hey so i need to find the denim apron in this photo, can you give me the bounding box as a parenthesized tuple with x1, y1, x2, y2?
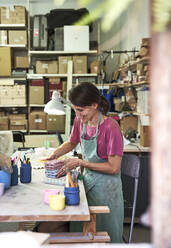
(81, 112, 124, 243)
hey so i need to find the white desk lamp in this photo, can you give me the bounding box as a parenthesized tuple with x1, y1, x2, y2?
(44, 91, 70, 115)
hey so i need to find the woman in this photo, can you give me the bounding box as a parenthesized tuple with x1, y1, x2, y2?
(49, 82, 124, 242)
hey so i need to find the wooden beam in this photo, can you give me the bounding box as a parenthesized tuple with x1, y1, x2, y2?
(151, 2, 171, 246)
(49, 232, 110, 243)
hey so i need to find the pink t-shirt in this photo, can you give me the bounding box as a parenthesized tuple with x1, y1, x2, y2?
(70, 116, 123, 160)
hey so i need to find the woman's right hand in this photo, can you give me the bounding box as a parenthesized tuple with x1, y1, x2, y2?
(46, 153, 58, 160)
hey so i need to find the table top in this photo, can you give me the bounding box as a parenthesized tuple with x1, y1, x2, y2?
(124, 143, 150, 152)
(0, 169, 90, 222)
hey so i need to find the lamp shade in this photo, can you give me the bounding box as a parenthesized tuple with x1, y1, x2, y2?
(44, 91, 65, 115)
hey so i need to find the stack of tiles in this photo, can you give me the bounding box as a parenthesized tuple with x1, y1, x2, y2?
(45, 159, 64, 178)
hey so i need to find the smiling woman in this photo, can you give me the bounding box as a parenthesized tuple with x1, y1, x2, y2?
(44, 82, 124, 243)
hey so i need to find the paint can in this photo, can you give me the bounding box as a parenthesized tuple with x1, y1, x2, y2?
(44, 189, 60, 204)
(20, 162, 32, 183)
(0, 183, 5, 196)
(0, 170, 11, 189)
(64, 186, 80, 205)
(11, 164, 18, 186)
(49, 194, 65, 210)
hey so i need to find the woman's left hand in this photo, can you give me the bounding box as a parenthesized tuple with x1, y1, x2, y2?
(56, 157, 82, 178)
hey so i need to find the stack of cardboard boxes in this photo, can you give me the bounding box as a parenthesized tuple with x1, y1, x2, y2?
(0, 113, 27, 131)
(29, 112, 65, 133)
(0, 83, 26, 105)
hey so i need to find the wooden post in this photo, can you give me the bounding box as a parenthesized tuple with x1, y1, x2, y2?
(151, 4, 171, 247)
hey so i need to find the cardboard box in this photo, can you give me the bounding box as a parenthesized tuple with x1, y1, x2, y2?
(0, 117, 8, 130)
(47, 115, 65, 132)
(9, 114, 26, 120)
(58, 56, 72, 74)
(10, 119, 27, 130)
(0, 6, 26, 24)
(0, 47, 11, 76)
(90, 61, 100, 74)
(64, 25, 89, 51)
(36, 60, 58, 74)
(0, 30, 7, 45)
(120, 116, 138, 133)
(29, 112, 47, 130)
(8, 30, 27, 45)
(29, 86, 44, 105)
(73, 56, 87, 74)
(140, 126, 150, 147)
(14, 56, 29, 68)
(30, 80, 44, 86)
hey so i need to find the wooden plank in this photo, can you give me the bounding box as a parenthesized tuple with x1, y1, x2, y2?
(89, 206, 110, 214)
(0, 170, 90, 222)
(83, 214, 96, 237)
(49, 232, 110, 243)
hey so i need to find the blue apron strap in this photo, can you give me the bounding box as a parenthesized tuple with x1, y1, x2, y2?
(95, 112, 102, 137)
(82, 112, 102, 138)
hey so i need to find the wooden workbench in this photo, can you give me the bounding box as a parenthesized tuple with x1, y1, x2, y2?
(0, 169, 90, 222)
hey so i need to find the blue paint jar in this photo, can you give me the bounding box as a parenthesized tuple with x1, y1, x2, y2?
(11, 164, 18, 186)
(64, 186, 80, 205)
(20, 162, 32, 183)
(0, 170, 11, 189)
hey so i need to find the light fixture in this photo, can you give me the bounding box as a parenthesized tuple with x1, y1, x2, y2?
(44, 91, 70, 115)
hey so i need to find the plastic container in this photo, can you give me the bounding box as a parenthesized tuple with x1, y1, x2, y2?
(11, 164, 18, 186)
(20, 163, 32, 183)
(64, 186, 80, 205)
(0, 170, 11, 189)
(44, 189, 60, 204)
(0, 183, 5, 196)
(49, 194, 65, 210)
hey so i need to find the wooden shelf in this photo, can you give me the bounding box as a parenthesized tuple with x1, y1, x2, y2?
(29, 50, 98, 55)
(27, 73, 97, 79)
(0, 24, 26, 28)
(95, 81, 149, 89)
(27, 74, 67, 79)
(73, 73, 97, 77)
(0, 44, 26, 48)
(0, 105, 27, 107)
(29, 104, 45, 107)
(118, 56, 150, 72)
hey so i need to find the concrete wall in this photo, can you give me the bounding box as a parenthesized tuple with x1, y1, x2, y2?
(100, 0, 150, 81)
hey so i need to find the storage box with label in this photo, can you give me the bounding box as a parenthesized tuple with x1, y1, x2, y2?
(120, 116, 138, 133)
(29, 86, 44, 105)
(36, 60, 58, 74)
(47, 115, 65, 132)
(9, 114, 26, 120)
(58, 56, 72, 74)
(29, 112, 47, 130)
(0, 6, 26, 24)
(64, 25, 89, 51)
(0, 117, 8, 130)
(73, 56, 87, 74)
(140, 126, 150, 147)
(0, 47, 11, 76)
(90, 61, 100, 74)
(0, 30, 7, 45)
(14, 56, 29, 68)
(8, 30, 27, 45)
(10, 119, 27, 130)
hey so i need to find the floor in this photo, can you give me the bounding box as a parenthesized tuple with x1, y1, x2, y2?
(0, 222, 151, 244)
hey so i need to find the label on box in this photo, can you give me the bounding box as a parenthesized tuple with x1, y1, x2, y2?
(34, 29, 39, 37)
(42, 64, 48, 69)
(6, 8, 10, 19)
(35, 119, 42, 123)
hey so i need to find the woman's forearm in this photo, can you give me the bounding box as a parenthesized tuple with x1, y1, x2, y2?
(53, 141, 77, 158)
(81, 155, 122, 175)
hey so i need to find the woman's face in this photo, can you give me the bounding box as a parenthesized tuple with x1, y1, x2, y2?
(72, 103, 98, 123)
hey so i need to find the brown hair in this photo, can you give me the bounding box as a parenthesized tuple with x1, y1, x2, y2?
(69, 82, 109, 115)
